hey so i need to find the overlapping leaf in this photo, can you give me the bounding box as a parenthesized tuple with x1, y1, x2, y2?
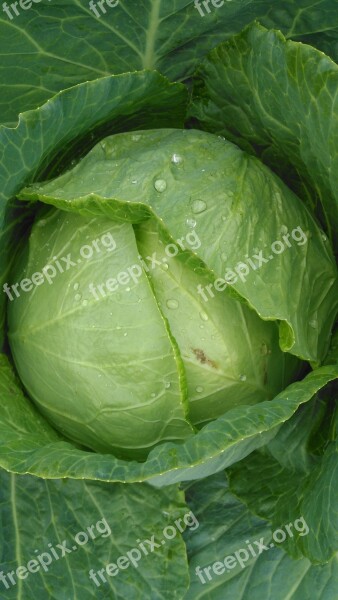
(0, 70, 188, 345)
(1, 0, 338, 125)
(183, 473, 338, 600)
(0, 352, 337, 485)
(228, 393, 338, 563)
(190, 22, 338, 246)
(0, 469, 189, 599)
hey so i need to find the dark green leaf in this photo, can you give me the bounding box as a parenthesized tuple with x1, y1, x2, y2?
(0, 469, 189, 599)
(228, 396, 338, 563)
(1, 1, 338, 125)
(190, 22, 338, 246)
(183, 473, 338, 600)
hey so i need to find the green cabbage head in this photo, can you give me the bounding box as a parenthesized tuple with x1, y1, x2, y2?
(7, 129, 337, 458)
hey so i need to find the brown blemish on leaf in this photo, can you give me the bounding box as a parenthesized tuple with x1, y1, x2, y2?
(192, 348, 218, 369)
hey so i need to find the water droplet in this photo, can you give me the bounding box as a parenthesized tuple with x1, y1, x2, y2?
(164, 381, 171, 389)
(166, 299, 179, 310)
(161, 263, 169, 271)
(171, 153, 183, 165)
(37, 219, 47, 227)
(196, 386, 204, 393)
(199, 324, 204, 329)
(116, 326, 122, 330)
(73, 283, 80, 291)
(74, 293, 82, 302)
(82, 299, 88, 307)
(222, 215, 227, 221)
(123, 332, 128, 337)
(154, 179, 167, 192)
(131, 179, 138, 184)
(218, 135, 226, 141)
(200, 311, 208, 321)
(192, 199, 207, 214)
(126, 287, 131, 292)
(280, 225, 288, 235)
(239, 374, 247, 381)
(186, 218, 196, 228)
(131, 134, 141, 141)
(309, 319, 318, 328)
(320, 232, 328, 242)
(151, 393, 156, 398)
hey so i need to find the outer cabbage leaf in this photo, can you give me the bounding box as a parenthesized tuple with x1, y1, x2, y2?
(0, 352, 337, 485)
(228, 393, 338, 564)
(183, 473, 338, 600)
(1, 0, 338, 126)
(190, 22, 338, 246)
(0, 469, 190, 599)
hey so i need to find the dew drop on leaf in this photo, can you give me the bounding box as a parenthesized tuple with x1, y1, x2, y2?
(154, 179, 167, 192)
(171, 153, 183, 165)
(166, 299, 179, 309)
(192, 199, 207, 214)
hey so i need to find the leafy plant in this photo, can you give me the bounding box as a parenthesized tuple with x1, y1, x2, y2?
(0, 2, 337, 598)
